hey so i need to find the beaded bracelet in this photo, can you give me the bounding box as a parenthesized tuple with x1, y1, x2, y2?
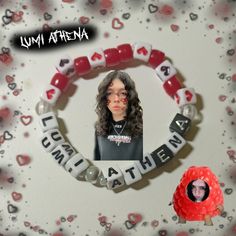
(36, 42, 202, 190)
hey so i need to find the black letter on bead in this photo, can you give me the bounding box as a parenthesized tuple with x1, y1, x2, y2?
(139, 155, 154, 170)
(168, 134, 183, 148)
(51, 130, 63, 142)
(169, 113, 191, 136)
(51, 149, 65, 164)
(151, 145, 174, 167)
(112, 179, 122, 188)
(62, 143, 74, 156)
(41, 137, 51, 148)
(108, 167, 119, 177)
(42, 116, 53, 127)
(125, 167, 135, 179)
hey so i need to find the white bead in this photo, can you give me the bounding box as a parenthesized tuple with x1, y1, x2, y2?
(35, 100, 52, 115)
(155, 60, 177, 82)
(87, 48, 106, 69)
(40, 84, 61, 106)
(120, 163, 142, 186)
(136, 153, 156, 174)
(102, 165, 125, 190)
(181, 104, 202, 123)
(40, 129, 65, 152)
(56, 55, 76, 78)
(174, 88, 197, 107)
(39, 111, 58, 132)
(133, 42, 152, 62)
(165, 132, 186, 155)
(64, 153, 89, 178)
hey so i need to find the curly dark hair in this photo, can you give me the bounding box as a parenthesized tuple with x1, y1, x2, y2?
(95, 70, 143, 138)
(187, 180, 210, 202)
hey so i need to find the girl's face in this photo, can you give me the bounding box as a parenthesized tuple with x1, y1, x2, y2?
(191, 179, 206, 202)
(106, 78, 128, 120)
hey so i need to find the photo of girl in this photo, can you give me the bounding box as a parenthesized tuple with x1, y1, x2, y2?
(94, 70, 143, 161)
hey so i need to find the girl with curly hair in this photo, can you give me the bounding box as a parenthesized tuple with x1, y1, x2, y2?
(94, 70, 143, 161)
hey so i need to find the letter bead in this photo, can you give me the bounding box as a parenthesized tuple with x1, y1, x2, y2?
(120, 163, 142, 185)
(40, 129, 65, 152)
(39, 111, 58, 132)
(169, 113, 191, 136)
(151, 145, 174, 167)
(64, 153, 89, 178)
(136, 153, 156, 174)
(166, 132, 186, 155)
(155, 60, 177, 82)
(102, 165, 125, 190)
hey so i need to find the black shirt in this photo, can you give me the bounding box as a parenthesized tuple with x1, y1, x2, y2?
(94, 119, 143, 161)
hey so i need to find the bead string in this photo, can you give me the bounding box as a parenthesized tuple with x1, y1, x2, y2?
(36, 42, 202, 190)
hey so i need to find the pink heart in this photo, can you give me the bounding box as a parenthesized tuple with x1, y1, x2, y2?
(20, 115, 33, 126)
(12, 191, 23, 201)
(5, 75, 14, 83)
(112, 18, 124, 30)
(16, 154, 31, 166)
(79, 16, 90, 25)
(170, 24, 179, 32)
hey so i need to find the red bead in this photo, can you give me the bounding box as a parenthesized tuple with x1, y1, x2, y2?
(74, 56, 91, 75)
(50, 73, 70, 91)
(163, 76, 182, 97)
(104, 48, 120, 67)
(117, 44, 133, 62)
(148, 49, 165, 68)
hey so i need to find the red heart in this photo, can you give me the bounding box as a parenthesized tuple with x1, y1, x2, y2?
(91, 52, 102, 61)
(16, 154, 31, 166)
(137, 47, 148, 55)
(12, 191, 22, 201)
(101, 0, 112, 9)
(175, 94, 180, 104)
(79, 16, 90, 25)
(185, 90, 193, 101)
(170, 24, 179, 32)
(112, 18, 124, 30)
(67, 215, 76, 222)
(98, 216, 107, 223)
(0, 53, 13, 65)
(219, 95, 227, 102)
(46, 89, 55, 99)
(128, 213, 142, 224)
(5, 75, 14, 83)
(20, 115, 33, 126)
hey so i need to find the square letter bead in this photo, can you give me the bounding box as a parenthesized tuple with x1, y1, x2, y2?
(136, 153, 156, 174)
(64, 153, 89, 178)
(102, 165, 125, 190)
(155, 60, 177, 82)
(40, 129, 65, 152)
(41, 84, 61, 106)
(39, 111, 58, 132)
(166, 132, 186, 155)
(174, 88, 197, 107)
(50, 142, 75, 166)
(120, 163, 142, 185)
(56, 56, 76, 78)
(169, 113, 191, 136)
(87, 48, 106, 68)
(151, 145, 174, 167)
(133, 42, 152, 62)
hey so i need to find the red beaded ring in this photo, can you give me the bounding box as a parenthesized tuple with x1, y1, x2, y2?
(36, 42, 202, 190)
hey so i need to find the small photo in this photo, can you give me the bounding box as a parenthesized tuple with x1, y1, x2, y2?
(94, 70, 143, 161)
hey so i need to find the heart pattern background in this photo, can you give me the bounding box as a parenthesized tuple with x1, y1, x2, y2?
(0, 1, 236, 236)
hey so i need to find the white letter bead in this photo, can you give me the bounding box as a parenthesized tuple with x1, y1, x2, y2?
(40, 129, 65, 152)
(133, 42, 152, 62)
(39, 111, 58, 132)
(136, 153, 156, 174)
(155, 60, 177, 82)
(64, 153, 89, 178)
(50, 142, 76, 166)
(102, 165, 125, 190)
(87, 48, 106, 69)
(174, 88, 197, 107)
(56, 56, 76, 77)
(166, 132, 186, 155)
(120, 163, 142, 185)
(41, 84, 61, 106)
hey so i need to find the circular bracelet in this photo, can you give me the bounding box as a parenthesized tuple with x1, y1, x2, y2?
(36, 42, 202, 190)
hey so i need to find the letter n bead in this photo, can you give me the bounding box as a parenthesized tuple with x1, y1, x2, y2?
(40, 129, 65, 152)
(102, 165, 125, 190)
(174, 88, 197, 107)
(166, 132, 186, 155)
(136, 153, 156, 174)
(39, 111, 58, 132)
(51, 142, 76, 166)
(169, 113, 191, 136)
(120, 163, 142, 185)
(64, 153, 89, 178)
(155, 60, 177, 82)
